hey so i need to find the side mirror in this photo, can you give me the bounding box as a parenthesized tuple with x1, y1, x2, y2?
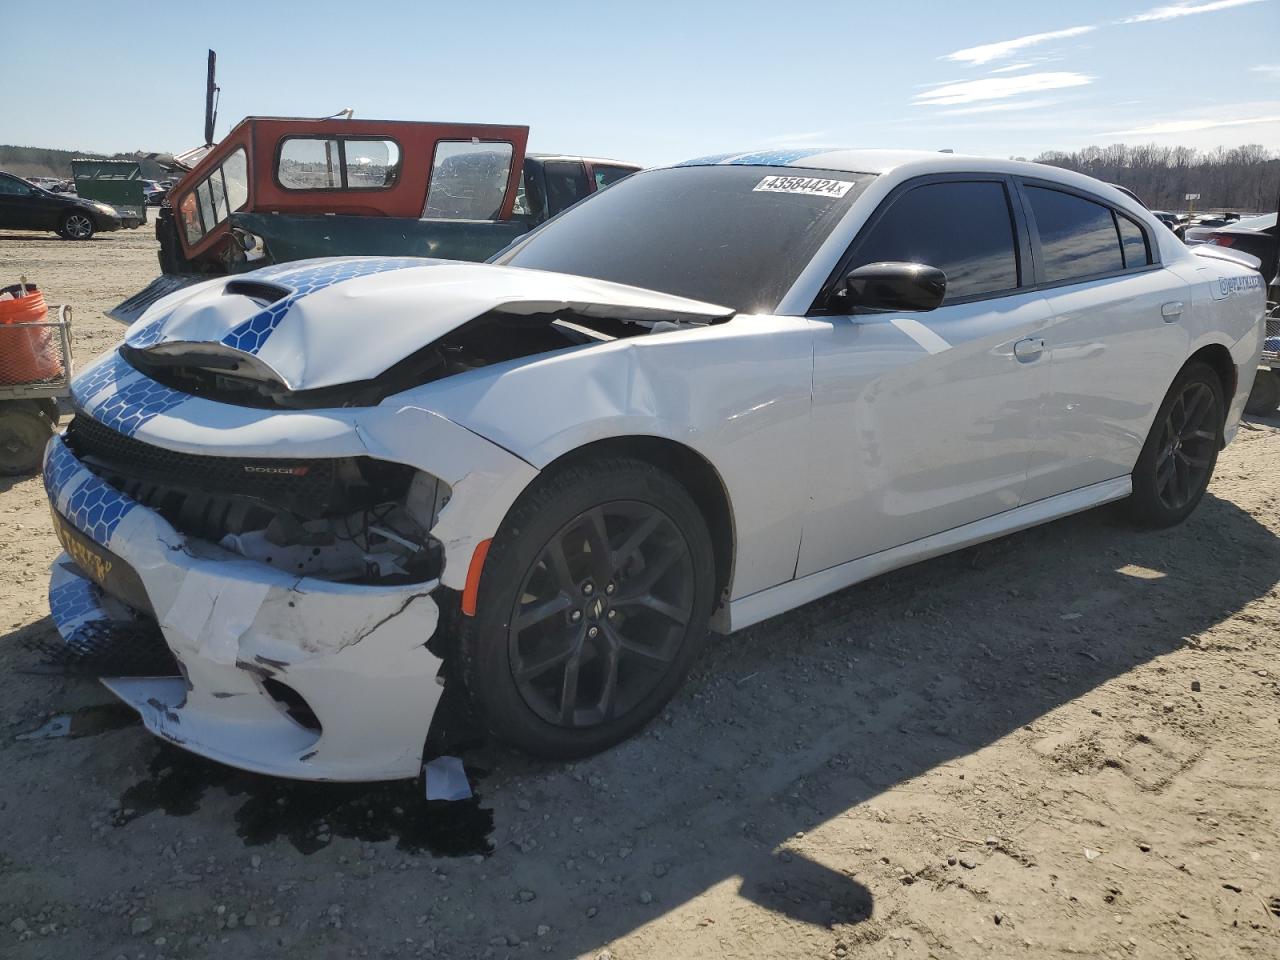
(841, 262, 946, 313)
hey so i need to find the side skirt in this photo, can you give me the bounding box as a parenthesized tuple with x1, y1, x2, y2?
(721, 476, 1132, 633)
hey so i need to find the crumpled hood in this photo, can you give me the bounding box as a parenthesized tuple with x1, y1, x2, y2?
(124, 257, 734, 391)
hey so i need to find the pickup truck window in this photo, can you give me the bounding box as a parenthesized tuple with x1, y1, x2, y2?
(593, 164, 635, 190)
(277, 137, 401, 190)
(179, 147, 251, 245)
(424, 141, 514, 220)
(544, 161, 590, 215)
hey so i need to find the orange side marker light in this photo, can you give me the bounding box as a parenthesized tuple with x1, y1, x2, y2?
(461, 538, 492, 616)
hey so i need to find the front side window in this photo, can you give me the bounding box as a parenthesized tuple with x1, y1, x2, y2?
(499, 165, 876, 313)
(223, 148, 249, 211)
(424, 141, 514, 219)
(277, 137, 400, 190)
(0, 175, 34, 196)
(1026, 186, 1125, 283)
(844, 180, 1020, 302)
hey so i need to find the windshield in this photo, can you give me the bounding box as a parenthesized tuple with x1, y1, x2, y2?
(497, 165, 876, 313)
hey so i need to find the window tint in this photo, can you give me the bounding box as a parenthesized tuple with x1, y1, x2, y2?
(592, 164, 636, 190)
(499, 165, 876, 314)
(424, 141, 514, 219)
(1026, 186, 1125, 282)
(847, 181, 1019, 302)
(544, 161, 591, 216)
(1116, 214, 1150, 268)
(0, 175, 33, 196)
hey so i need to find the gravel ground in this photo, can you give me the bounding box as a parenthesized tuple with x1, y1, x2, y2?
(1, 227, 1278, 960)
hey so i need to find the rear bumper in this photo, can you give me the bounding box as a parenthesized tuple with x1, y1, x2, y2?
(43, 434, 444, 781)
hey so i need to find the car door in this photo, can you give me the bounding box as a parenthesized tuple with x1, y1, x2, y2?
(1016, 180, 1191, 502)
(798, 175, 1053, 578)
(0, 174, 47, 229)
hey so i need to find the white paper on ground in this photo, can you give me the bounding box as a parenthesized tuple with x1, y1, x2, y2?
(424, 755, 472, 801)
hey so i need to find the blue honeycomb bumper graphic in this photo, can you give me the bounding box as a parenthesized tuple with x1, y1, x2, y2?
(44, 434, 137, 545)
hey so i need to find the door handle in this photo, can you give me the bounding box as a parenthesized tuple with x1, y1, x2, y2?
(1013, 337, 1045, 362)
(1161, 300, 1184, 321)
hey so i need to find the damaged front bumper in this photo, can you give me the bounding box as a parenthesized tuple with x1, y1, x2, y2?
(46, 432, 443, 782)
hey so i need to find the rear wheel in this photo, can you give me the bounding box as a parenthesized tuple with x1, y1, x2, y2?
(1126, 361, 1223, 528)
(1244, 369, 1280, 416)
(458, 457, 715, 759)
(0, 402, 55, 476)
(58, 213, 95, 241)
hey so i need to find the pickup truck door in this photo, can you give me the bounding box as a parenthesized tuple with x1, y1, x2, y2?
(799, 176, 1050, 577)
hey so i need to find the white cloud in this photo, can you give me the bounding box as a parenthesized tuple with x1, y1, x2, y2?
(914, 72, 1094, 107)
(1102, 114, 1280, 134)
(1253, 64, 1280, 79)
(937, 99, 1062, 117)
(943, 27, 1095, 66)
(1120, 0, 1268, 24)
(989, 61, 1040, 74)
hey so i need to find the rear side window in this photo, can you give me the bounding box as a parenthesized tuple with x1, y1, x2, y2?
(177, 147, 251, 246)
(1116, 214, 1151, 268)
(846, 180, 1020, 302)
(1026, 186, 1125, 282)
(277, 137, 401, 190)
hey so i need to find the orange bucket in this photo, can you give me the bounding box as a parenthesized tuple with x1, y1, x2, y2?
(0, 284, 64, 385)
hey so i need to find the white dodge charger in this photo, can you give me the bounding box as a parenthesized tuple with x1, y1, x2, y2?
(43, 149, 1265, 780)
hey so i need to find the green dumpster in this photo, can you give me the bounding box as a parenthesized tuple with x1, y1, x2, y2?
(70, 159, 146, 228)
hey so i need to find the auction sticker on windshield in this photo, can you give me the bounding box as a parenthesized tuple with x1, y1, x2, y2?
(753, 175, 853, 198)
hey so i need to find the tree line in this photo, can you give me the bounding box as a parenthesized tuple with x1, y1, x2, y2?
(1030, 143, 1280, 214)
(0, 144, 170, 181)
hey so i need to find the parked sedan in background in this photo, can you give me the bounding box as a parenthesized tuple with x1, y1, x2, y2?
(0, 171, 122, 239)
(1198, 212, 1278, 269)
(43, 149, 1264, 780)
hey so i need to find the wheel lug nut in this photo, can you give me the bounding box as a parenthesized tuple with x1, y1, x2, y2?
(607, 610, 616, 620)
(588, 626, 599, 638)
(570, 610, 582, 623)
(605, 583, 615, 595)
(582, 582, 594, 596)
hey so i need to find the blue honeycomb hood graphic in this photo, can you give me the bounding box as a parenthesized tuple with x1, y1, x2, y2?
(126, 257, 430, 356)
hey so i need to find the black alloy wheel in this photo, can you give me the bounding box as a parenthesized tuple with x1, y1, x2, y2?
(508, 501, 696, 729)
(1153, 381, 1219, 511)
(458, 457, 715, 759)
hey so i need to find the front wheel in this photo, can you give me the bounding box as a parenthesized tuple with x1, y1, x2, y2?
(1126, 361, 1224, 528)
(58, 213, 95, 241)
(458, 457, 716, 759)
(0, 402, 55, 476)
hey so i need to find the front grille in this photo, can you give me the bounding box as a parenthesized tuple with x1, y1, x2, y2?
(1265, 315, 1279, 363)
(66, 414, 339, 512)
(63, 414, 412, 543)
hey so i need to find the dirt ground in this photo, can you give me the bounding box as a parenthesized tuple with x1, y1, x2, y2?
(1, 227, 1278, 960)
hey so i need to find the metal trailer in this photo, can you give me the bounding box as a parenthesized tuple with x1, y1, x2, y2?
(0, 305, 73, 475)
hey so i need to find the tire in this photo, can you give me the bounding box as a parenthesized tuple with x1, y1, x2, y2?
(1126, 361, 1224, 528)
(0, 402, 55, 476)
(58, 212, 95, 241)
(458, 457, 716, 759)
(1244, 369, 1280, 416)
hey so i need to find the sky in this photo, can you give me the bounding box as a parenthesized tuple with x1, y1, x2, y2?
(1, 0, 1277, 165)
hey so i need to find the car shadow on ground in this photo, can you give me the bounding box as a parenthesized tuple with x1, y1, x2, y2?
(2, 489, 1277, 955)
